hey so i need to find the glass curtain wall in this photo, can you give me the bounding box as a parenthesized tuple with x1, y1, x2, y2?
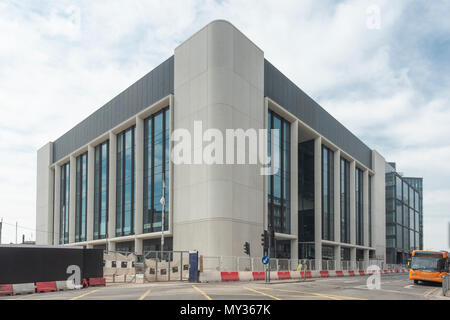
(94, 141, 109, 240)
(268, 110, 291, 235)
(144, 107, 170, 233)
(322, 146, 334, 241)
(355, 168, 364, 246)
(116, 126, 135, 237)
(60, 163, 70, 244)
(368, 175, 372, 247)
(298, 140, 315, 259)
(340, 158, 350, 243)
(75, 152, 87, 242)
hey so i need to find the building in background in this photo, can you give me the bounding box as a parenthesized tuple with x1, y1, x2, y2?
(403, 176, 423, 250)
(385, 163, 423, 264)
(36, 20, 387, 268)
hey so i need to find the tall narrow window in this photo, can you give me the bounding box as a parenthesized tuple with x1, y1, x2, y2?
(116, 126, 135, 237)
(368, 174, 372, 247)
(144, 107, 170, 233)
(268, 110, 291, 237)
(75, 153, 87, 242)
(94, 141, 109, 240)
(355, 168, 364, 246)
(298, 140, 315, 259)
(60, 163, 70, 244)
(340, 158, 350, 243)
(321, 146, 334, 241)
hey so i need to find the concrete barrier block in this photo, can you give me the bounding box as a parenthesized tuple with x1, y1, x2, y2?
(290, 271, 301, 279)
(136, 274, 145, 284)
(269, 271, 279, 280)
(12, 283, 35, 295)
(199, 271, 221, 282)
(56, 280, 78, 291)
(56, 281, 68, 291)
(238, 272, 253, 281)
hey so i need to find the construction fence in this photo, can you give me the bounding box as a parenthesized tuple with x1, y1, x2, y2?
(201, 256, 399, 272)
(103, 250, 190, 283)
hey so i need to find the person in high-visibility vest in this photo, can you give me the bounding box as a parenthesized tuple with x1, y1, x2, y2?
(297, 263, 303, 271)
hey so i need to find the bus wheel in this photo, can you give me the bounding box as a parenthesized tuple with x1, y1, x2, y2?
(414, 280, 419, 284)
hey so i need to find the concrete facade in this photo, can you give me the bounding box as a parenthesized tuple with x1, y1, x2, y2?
(36, 20, 387, 264)
(172, 21, 265, 257)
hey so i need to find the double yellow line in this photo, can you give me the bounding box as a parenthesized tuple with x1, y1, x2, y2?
(253, 287, 367, 300)
(192, 285, 212, 300)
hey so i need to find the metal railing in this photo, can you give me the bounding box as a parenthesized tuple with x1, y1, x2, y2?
(201, 256, 403, 272)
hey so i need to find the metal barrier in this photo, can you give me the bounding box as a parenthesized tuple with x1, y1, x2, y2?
(103, 250, 190, 283)
(144, 251, 190, 282)
(200, 256, 406, 273)
(443, 274, 449, 297)
(105, 252, 408, 281)
(103, 251, 137, 283)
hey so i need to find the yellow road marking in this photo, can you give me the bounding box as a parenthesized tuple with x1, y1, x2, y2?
(192, 285, 212, 300)
(243, 287, 282, 300)
(70, 289, 100, 300)
(138, 289, 151, 300)
(257, 287, 367, 300)
(424, 288, 439, 298)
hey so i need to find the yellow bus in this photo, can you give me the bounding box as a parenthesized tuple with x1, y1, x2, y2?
(409, 250, 449, 284)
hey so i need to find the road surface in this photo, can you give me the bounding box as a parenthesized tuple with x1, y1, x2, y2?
(2, 273, 448, 300)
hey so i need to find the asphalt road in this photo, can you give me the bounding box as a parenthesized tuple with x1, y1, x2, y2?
(1, 274, 448, 300)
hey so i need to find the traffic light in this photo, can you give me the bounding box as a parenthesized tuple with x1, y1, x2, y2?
(243, 241, 250, 256)
(261, 231, 269, 250)
(270, 228, 275, 248)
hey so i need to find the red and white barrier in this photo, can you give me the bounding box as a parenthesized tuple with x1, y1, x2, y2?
(320, 271, 330, 278)
(0, 284, 13, 296)
(336, 270, 345, 277)
(277, 271, 291, 280)
(35, 281, 57, 293)
(13, 283, 35, 295)
(198, 268, 408, 283)
(88, 278, 106, 287)
(221, 272, 239, 282)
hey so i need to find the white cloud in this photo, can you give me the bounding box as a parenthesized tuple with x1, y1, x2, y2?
(0, 0, 448, 250)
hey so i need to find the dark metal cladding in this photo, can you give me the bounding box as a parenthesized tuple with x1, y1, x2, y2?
(0, 245, 103, 284)
(264, 59, 372, 169)
(52, 56, 174, 163)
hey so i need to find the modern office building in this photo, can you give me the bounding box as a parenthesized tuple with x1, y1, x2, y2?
(36, 20, 387, 267)
(385, 163, 423, 264)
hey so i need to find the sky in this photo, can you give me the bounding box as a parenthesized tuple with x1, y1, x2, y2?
(0, 0, 449, 251)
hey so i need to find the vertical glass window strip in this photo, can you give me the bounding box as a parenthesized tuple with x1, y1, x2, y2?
(94, 141, 109, 240)
(60, 163, 70, 244)
(369, 175, 372, 247)
(403, 181, 408, 205)
(268, 110, 291, 236)
(144, 107, 170, 233)
(355, 168, 364, 246)
(340, 158, 350, 243)
(298, 140, 315, 258)
(75, 153, 88, 242)
(321, 146, 334, 241)
(116, 126, 135, 237)
(395, 176, 402, 201)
